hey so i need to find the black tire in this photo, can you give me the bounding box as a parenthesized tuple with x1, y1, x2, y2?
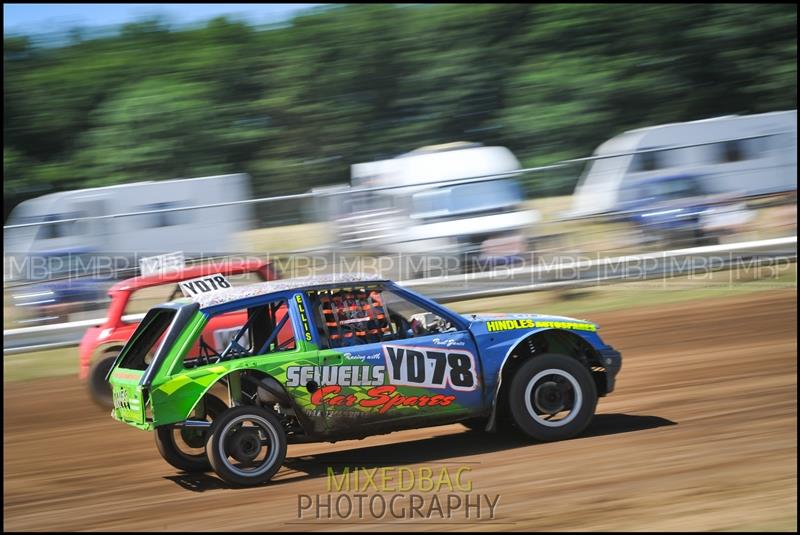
(206, 405, 287, 487)
(508, 354, 597, 442)
(461, 417, 489, 432)
(88, 353, 118, 408)
(154, 394, 228, 473)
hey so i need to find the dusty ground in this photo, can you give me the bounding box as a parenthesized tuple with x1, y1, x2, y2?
(3, 290, 797, 531)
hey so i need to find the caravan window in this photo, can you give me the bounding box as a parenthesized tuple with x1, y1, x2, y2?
(659, 147, 694, 167)
(410, 179, 523, 219)
(716, 137, 765, 163)
(720, 140, 744, 162)
(630, 151, 659, 172)
(631, 149, 690, 173)
(742, 137, 766, 159)
(35, 212, 83, 241)
(141, 202, 189, 228)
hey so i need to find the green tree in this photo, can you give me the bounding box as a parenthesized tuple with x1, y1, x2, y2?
(2, 4, 796, 211)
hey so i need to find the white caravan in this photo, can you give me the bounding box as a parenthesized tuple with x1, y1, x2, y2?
(4, 173, 253, 259)
(324, 142, 539, 263)
(571, 110, 797, 216)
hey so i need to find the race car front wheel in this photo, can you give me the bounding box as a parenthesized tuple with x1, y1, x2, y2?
(206, 406, 287, 487)
(508, 354, 597, 442)
(154, 394, 228, 473)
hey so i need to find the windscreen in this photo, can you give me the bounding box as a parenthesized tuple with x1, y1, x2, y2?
(411, 179, 523, 219)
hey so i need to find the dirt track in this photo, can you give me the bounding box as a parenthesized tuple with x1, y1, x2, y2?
(4, 290, 797, 531)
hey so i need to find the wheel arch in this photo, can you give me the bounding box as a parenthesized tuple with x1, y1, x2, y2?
(190, 368, 289, 409)
(190, 368, 313, 437)
(487, 329, 607, 432)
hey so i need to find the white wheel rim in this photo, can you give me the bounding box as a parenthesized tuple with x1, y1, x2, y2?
(524, 368, 583, 428)
(218, 414, 280, 478)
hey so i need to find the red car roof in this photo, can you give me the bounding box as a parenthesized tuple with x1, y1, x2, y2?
(110, 259, 272, 292)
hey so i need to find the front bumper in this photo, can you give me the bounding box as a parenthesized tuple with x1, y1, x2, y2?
(598, 346, 622, 394)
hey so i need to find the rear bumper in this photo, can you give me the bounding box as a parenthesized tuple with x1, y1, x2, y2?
(111, 411, 153, 431)
(598, 346, 622, 394)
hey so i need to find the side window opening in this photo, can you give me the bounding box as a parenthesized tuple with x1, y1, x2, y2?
(183, 299, 296, 369)
(119, 308, 177, 371)
(248, 300, 296, 355)
(307, 287, 395, 349)
(306, 286, 458, 349)
(380, 289, 458, 339)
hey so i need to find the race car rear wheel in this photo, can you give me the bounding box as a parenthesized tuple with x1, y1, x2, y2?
(508, 354, 597, 442)
(155, 394, 228, 473)
(206, 406, 287, 487)
(88, 352, 118, 409)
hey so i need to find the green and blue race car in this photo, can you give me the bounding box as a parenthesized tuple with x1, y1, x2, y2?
(108, 273, 622, 486)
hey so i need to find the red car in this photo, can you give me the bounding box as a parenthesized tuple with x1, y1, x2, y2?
(79, 259, 278, 407)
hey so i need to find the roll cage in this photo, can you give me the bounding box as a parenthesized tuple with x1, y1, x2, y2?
(109, 280, 470, 390)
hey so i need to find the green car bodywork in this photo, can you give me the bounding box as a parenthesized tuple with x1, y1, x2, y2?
(109, 295, 322, 432)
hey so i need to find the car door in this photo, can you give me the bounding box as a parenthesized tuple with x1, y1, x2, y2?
(175, 295, 328, 435)
(305, 286, 483, 434)
(249, 294, 328, 435)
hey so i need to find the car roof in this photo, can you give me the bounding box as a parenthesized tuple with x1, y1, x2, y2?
(110, 258, 271, 292)
(194, 273, 388, 310)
